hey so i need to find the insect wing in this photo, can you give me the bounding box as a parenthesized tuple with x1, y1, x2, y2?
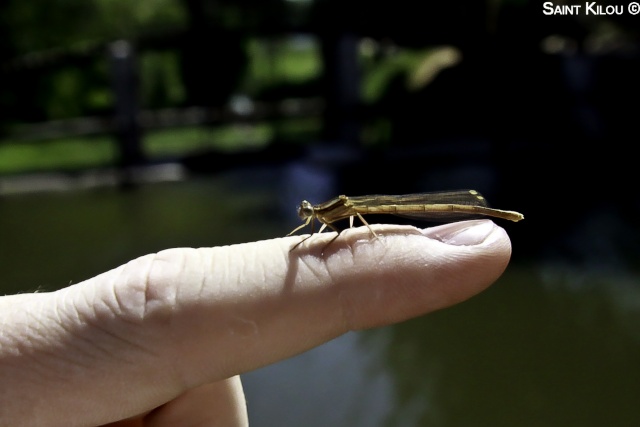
(348, 190, 491, 222)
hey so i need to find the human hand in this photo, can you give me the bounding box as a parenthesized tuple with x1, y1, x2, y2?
(0, 220, 512, 426)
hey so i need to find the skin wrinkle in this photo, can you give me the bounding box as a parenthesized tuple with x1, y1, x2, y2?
(293, 226, 380, 285)
(181, 248, 205, 301)
(239, 245, 257, 292)
(49, 297, 104, 370)
(0, 320, 67, 424)
(257, 249, 281, 289)
(58, 263, 164, 369)
(248, 243, 274, 291)
(247, 243, 267, 290)
(57, 287, 141, 369)
(138, 253, 181, 328)
(227, 246, 248, 297)
(355, 232, 392, 267)
(320, 246, 362, 332)
(323, 255, 341, 290)
(202, 248, 220, 297)
(286, 230, 359, 332)
(335, 265, 378, 332)
(71, 309, 133, 363)
(141, 252, 160, 319)
(409, 251, 459, 307)
(62, 262, 187, 421)
(110, 265, 129, 322)
(335, 229, 362, 267)
(327, 235, 388, 332)
(212, 248, 235, 296)
(10, 320, 57, 379)
(198, 248, 213, 300)
(87, 315, 156, 363)
(136, 253, 200, 363)
(163, 253, 194, 390)
(67, 284, 89, 326)
(220, 244, 287, 338)
(298, 254, 333, 292)
(0, 328, 20, 358)
(15, 303, 102, 386)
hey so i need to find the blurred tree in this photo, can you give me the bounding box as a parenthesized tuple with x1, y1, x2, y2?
(0, 0, 186, 124)
(177, 0, 289, 107)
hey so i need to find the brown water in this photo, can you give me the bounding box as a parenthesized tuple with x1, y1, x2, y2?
(1, 170, 638, 426)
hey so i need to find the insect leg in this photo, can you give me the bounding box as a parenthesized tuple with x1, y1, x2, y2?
(355, 212, 378, 238)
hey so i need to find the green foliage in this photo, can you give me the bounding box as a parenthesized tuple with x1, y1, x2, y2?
(44, 63, 113, 118)
(243, 36, 322, 96)
(0, 0, 323, 173)
(0, 137, 117, 174)
(144, 125, 273, 157)
(139, 51, 186, 108)
(1, 0, 186, 53)
(361, 46, 459, 104)
(0, 118, 322, 175)
(93, 0, 186, 37)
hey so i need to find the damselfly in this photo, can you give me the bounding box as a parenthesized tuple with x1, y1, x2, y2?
(288, 189, 523, 249)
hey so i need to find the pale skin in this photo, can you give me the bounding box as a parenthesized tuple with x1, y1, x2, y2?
(0, 219, 513, 426)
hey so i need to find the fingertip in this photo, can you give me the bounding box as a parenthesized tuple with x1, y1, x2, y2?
(316, 221, 513, 330)
(420, 219, 511, 248)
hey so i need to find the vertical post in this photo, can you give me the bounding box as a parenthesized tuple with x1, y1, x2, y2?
(321, 33, 361, 146)
(109, 40, 144, 180)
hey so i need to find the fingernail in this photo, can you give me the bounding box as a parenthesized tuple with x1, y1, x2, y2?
(422, 220, 495, 246)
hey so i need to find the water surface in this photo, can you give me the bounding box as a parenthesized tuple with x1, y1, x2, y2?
(1, 171, 637, 426)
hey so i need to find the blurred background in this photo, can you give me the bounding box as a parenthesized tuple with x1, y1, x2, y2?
(1, 0, 639, 425)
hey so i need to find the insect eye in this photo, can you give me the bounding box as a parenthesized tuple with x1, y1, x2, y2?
(297, 200, 314, 219)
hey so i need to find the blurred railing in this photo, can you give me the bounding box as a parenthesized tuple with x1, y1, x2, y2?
(0, 30, 356, 179)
